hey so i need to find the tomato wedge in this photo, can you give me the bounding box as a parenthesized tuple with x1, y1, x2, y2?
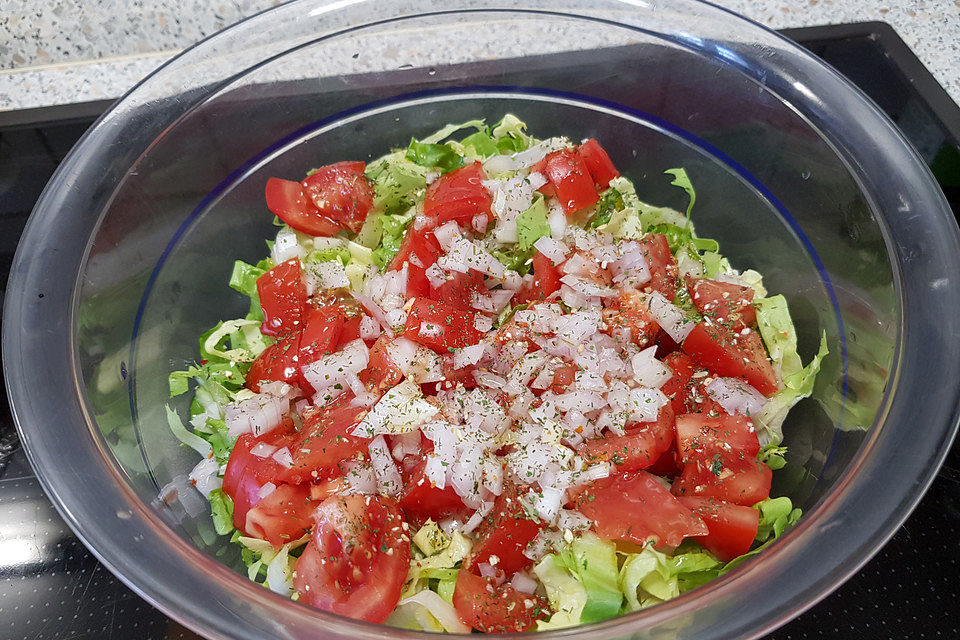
(423, 161, 493, 225)
(639, 233, 681, 300)
(389, 226, 442, 271)
(397, 457, 467, 521)
(537, 149, 599, 214)
(675, 413, 760, 463)
(222, 425, 296, 534)
(577, 138, 620, 190)
(689, 278, 757, 331)
(682, 321, 778, 396)
(513, 251, 562, 306)
(278, 395, 369, 484)
(453, 570, 548, 633)
(256, 258, 308, 337)
(297, 305, 345, 387)
(603, 289, 660, 347)
(245, 334, 300, 393)
(572, 469, 707, 548)
(293, 495, 411, 623)
(430, 269, 486, 312)
(300, 161, 375, 234)
(672, 451, 772, 507)
(358, 335, 404, 394)
(580, 404, 675, 472)
(403, 298, 484, 354)
(245, 482, 315, 548)
(468, 484, 544, 575)
(677, 496, 759, 562)
(265, 177, 341, 237)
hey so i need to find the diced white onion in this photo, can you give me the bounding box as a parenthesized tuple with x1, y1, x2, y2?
(188, 457, 222, 498)
(706, 377, 769, 417)
(271, 226, 304, 265)
(352, 379, 439, 437)
(271, 446, 294, 469)
(631, 346, 674, 388)
(369, 436, 403, 496)
(454, 342, 487, 369)
(257, 482, 277, 499)
(647, 290, 695, 343)
(301, 339, 370, 394)
(359, 315, 381, 340)
(250, 442, 278, 459)
(533, 236, 569, 263)
(510, 572, 539, 594)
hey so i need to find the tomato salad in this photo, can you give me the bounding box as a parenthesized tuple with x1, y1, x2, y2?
(168, 116, 827, 632)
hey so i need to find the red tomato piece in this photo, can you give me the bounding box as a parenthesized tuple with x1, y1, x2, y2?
(256, 258, 308, 337)
(337, 314, 363, 347)
(403, 298, 484, 354)
(245, 482, 315, 548)
(675, 413, 760, 463)
(300, 161, 375, 234)
(358, 336, 404, 394)
(550, 361, 578, 394)
(580, 404, 675, 472)
(571, 469, 707, 548)
(690, 279, 757, 331)
(297, 306, 345, 392)
(677, 496, 759, 562)
(389, 226, 442, 271)
(659, 352, 697, 414)
(430, 269, 486, 312)
(222, 426, 295, 533)
(647, 445, 683, 479)
(603, 289, 661, 347)
(422, 161, 493, 225)
(577, 138, 620, 190)
(397, 457, 466, 521)
(682, 321, 778, 396)
(265, 177, 341, 237)
(404, 262, 432, 299)
(672, 452, 773, 507)
(639, 233, 681, 300)
(419, 353, 479, 395)
(245, 334, 300, 393)
(538, 149, 599, 214)
(452, 570, 547, 633)
(513, 251, 562, 306)
(468, 484, 544, 576)
(293, 495, 411, 623)
(278, 395, 369, 484)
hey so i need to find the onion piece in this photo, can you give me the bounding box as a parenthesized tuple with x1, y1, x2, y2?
(647, 290, 695, 343)
(706, 377, 768, 416)
(533, 236, 569, 263)
(369, 436, 402, 496)
(631, 346, 673, 388)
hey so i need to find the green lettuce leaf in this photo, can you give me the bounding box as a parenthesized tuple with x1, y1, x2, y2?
(490, 114, 533, 153)
(534, 554, 588, 630)
(208, 488, 235, 535)
(164, 405, 212, 457)
(720, 497, 802, 574)
(371, 208, 417, 269)
(365, 150, 430, 213)
(664, 167, 696, 217)
(619, 544, 722, 612)
(557, 533, 623, 623)
(405, 140, 464, 173)
(420, 119, 487, 144)
(755, 330, 829, 444)
(516, 196, 550, 252)
(460, 128, 498, 157)
(589, 188, 624, 228)
(754, 295, 804, 379)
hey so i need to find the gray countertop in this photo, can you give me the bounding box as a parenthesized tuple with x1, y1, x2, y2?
(1, 0, 958, 111)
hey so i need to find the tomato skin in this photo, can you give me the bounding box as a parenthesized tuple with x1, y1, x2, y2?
(659, 352, 697, 414)
(603, 289, 661, 347)
(296, 305, 345, 392)
(300, 161, 375, 234)
(293, 495, 411, 623)
(222, 427, 296, 534)
(538, 149, 600, 214)
(468, 484, 544, 576)
(358, 336, 404, 393)
(397, 457, 466, 521)
(265, 177, 341, 237)
(245, 482, 315, 548)
(430, 269, 486, 312)
(677, 497, 759, 562)
(245, 334, 300, 393)
(452, 570, 547, 633)
(577, 138, 620, 190)
(423, 161, 493, 225)
(639, 233, 681, 300)
(672, 452, 773, 507)
(405, 262, 432, 299)
(513, 251, 562, 305)
(403, 298, 484, 354)
(257, 258, 308, 337)
(389, 226, 442, 271)
(675, 413, 760, 463)
(549, 361, 578, 394)
(690, 278, 756, 331)
(572, 469, 707, 548)
(278, 395, 369, 484)
(580, 404, 675, 472)
(683, 321, 778, 396)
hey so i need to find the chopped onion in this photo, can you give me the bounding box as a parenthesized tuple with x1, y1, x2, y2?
(472, 214, 489, 233)
(631, 346, 673, 388)
(706, 377, 768, 417)
(461, 501, 494, 534)
(474, 314, 494, 333)
(647, 290, 695, 343)
(369, 436, 402, 496)
(301, 339, 370, 394)
(359, 315, 381, 340)
(310, 259, 349, 289)
(341, 460, 377, 495)
(548, 201, 567, 239)
(454, 342, 487, 369)
(250, 442, 278, 459)
(352, 379, 439, 437)
(510, 571, 539, 594)
(352, 291, 395, 336)
(560, 274, 616, 298)
(552, 309, 601, 344)
(188, 457, 222, 498)
(474, 370, 506, 389)
(271, 446, 294, 469)
(257, 482, 277, 499)
(271, 226, 304, 264)
(433, 221, 462, 251)
(426, 263, 450, 288)
(533, 236, 569, 263)
(385, 336, 419, 374)
(224, 390, 289, 438)
(530, 486, 566, 523)
(609, 241, 651, 287)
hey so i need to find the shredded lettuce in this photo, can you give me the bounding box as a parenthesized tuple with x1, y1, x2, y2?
(556, 533, 622, 623)
(491, 114, 532, 153)
(755, 295, 804, 378)
(366, 150, 430, 213)
(371, 208, 417, 269)
(589, 188, 624, 228)
(758, 444, 789, 470)
(516, 196, 550, 252)
(534, 554, 588, 630)
(412, 519, 450, 556)
(208, 488, 234, 535)
(619, 544, 721, 612)
(664, 167, 696, 218)
(460, 128, 499, 157)
(406, 140, 464, 174)
(165, 405, 212, 457)
(420, 119, 487, 145)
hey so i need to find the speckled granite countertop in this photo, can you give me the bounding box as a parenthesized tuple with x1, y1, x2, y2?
(1, 0, 958, 110)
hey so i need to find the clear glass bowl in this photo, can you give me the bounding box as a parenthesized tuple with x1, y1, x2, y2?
(5, 1, 960, 638)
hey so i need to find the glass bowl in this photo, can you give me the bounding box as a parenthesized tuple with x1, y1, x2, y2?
(5, 1, 959, 638)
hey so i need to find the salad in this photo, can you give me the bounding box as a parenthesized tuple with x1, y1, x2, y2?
(167, 115, 827, 632)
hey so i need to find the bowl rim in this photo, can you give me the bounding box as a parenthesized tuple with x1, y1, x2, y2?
(5, 1, 960, 639)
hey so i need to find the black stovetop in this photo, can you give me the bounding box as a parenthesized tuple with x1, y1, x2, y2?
(1, 21, 958, 640)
